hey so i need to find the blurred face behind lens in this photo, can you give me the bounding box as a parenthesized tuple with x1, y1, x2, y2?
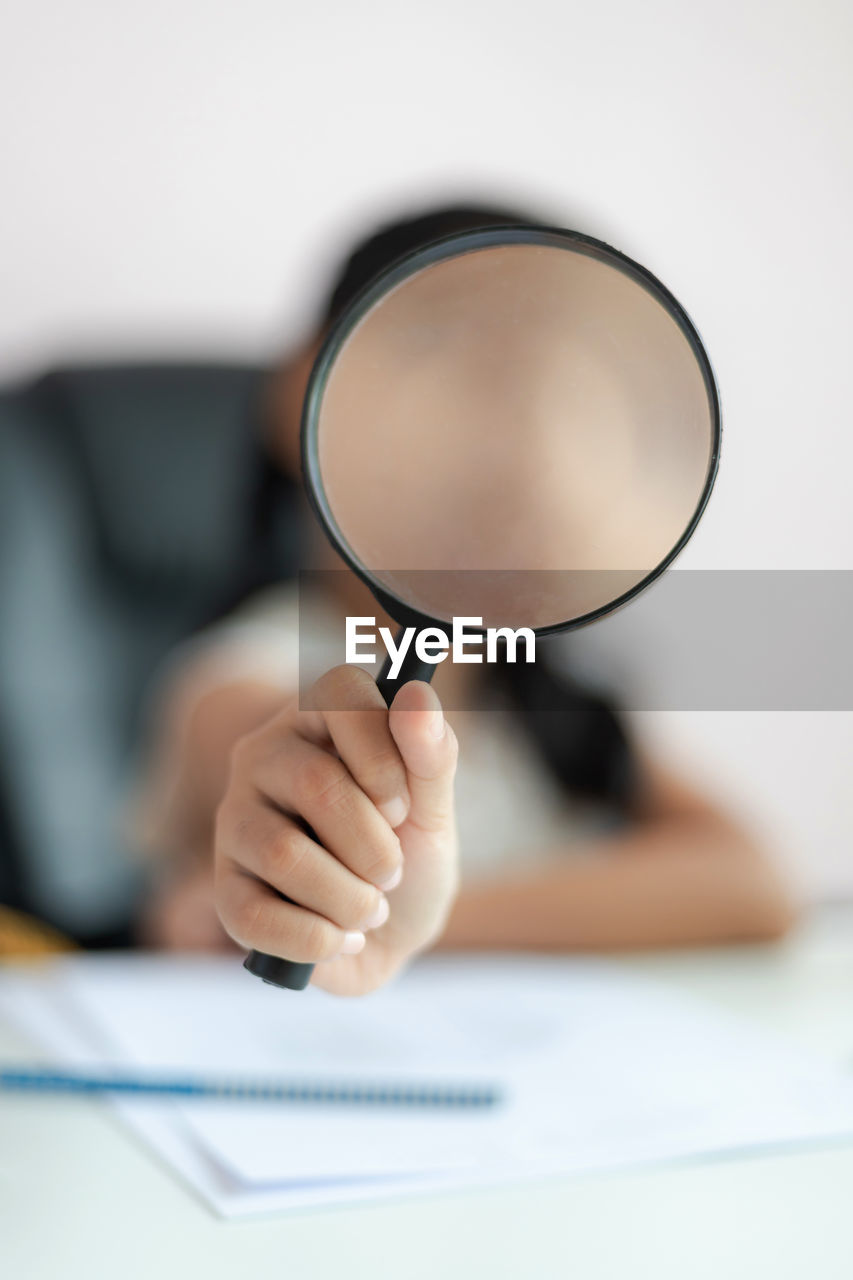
(313, 243, 712, 628)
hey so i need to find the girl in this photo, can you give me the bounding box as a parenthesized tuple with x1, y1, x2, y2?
(136, 205, 797, 995)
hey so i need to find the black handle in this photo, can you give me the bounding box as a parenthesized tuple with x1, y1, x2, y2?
(242, 633, 440, 990)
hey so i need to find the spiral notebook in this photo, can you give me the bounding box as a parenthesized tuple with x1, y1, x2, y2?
(3, 953, 853, 1216)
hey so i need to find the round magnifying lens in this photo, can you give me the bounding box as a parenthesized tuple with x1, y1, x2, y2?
(305, 226, 719, 637)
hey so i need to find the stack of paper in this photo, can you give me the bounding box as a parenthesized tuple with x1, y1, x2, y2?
(3, 953, 853, 1216)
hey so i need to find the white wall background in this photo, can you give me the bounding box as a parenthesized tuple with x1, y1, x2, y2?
(1, 0, 851, 895)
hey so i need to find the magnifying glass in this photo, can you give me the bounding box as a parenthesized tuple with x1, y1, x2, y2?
(244, 226, 721, 990)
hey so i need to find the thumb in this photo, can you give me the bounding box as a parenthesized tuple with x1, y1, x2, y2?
(387, 681, 458, 834)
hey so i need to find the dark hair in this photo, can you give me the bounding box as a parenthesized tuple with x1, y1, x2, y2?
(317, 200, 638, 815)
(321, 202, 539, 327)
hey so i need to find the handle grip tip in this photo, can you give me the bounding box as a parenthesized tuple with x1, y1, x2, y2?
(243, 950, 314, 990)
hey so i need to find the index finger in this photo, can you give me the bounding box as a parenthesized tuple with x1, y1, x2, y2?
(311, 666, 411, 830)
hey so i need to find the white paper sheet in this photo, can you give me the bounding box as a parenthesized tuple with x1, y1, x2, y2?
(3, 953, 853, 1217)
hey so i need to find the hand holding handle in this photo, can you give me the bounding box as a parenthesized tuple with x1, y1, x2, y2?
(242, 639, 438, 990)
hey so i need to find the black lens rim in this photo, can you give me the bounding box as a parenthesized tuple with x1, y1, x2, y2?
(300, 224, 722, 637)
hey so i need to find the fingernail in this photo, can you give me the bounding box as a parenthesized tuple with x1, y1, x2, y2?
(378, 796, 408, 829)
(340, 930, 366, 955)
(362, 895, 390, 930)
(430, 708, 446, 739)
(378, 863, 403, 892)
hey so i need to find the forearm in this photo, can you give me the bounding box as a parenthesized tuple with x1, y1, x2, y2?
(439, 818, 798, 952)
(148, 678, 288, 858)
(135, 677, 290, 950)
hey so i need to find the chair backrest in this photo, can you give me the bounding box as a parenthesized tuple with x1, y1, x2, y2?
(0, 361, 298, 938)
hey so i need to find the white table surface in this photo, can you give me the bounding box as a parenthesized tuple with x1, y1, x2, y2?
(2, 908, 853, 1280)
